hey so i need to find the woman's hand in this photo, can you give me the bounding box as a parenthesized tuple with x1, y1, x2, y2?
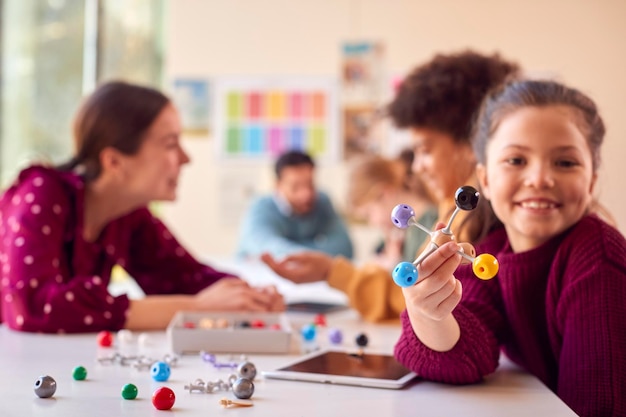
(192, 278, 285, 312)
(260, 251, 332, 284)
(254, 284, 285, 312)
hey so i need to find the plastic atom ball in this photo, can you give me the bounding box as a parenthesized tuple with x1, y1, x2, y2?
(232, 377, 255, 400)
(152, 387, 176, 410)
(150, 361, 171, 382)
(300, 324, 316, 341)
(237, 361, 257, 380)
(391, 204, 415, 229)
(97, 330, 113, 347)
(121, 383, 138, 400)
(392, 262, 418, 287)
(250, 319, 265, 328)
(328, 328, 343, 345)
(313, 313, 327, 326)
(355, 333, 369, 347)
(454, 186, 480, 211)
(72, 365, 87, 381)
(34, 375, 57, 398)
(472, 253, 499, 280)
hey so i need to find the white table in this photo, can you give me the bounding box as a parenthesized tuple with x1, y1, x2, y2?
(0, 309, 577, 417)
(0, 258, 578, 416)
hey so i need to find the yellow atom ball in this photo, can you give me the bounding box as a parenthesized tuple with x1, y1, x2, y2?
(472, 253, 499, 280)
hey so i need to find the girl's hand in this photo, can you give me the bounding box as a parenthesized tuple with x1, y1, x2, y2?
(193, 278, 284, 312)
(403, 240, 463, 322)
(401, 240, 464, 351)
(261, 251, 332, 283)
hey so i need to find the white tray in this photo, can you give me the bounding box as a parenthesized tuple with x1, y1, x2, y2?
(167, 311, 292, 354)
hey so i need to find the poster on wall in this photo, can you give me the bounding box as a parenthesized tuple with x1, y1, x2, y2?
(340, 41, 388, 160)
(213, 76, 339, 162)
(171, 78, 212, 136)
(341, 41, 386, 106)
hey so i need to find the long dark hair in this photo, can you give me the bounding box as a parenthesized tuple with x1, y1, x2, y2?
(57, 81, 170, 181)
(469, 79, 608, 241)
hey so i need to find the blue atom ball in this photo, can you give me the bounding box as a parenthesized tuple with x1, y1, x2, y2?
(150, 361, 171, 382)
(300, 324, 317, 341)
(392, 262, 418, 287)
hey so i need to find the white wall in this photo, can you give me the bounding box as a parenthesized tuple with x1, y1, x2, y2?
(161, 0, 626, 260)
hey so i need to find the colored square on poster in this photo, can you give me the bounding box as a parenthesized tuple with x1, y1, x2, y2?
(248, 92, 263, 119)
(268, 126, 285, 156)
(226, 125, 242, 153)
(308, 125, 326, 155)
(227, 92, 243, 120)
(311, 92, 326, 120)
(289, 93, 303, 119)
(288, 125, 305, 151)
(246, 125, 264, 154)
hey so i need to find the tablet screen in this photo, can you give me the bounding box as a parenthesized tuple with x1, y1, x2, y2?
(286, 301, 348, 314)
(264, 349, 417, 389)
(278, 350, 411, 380)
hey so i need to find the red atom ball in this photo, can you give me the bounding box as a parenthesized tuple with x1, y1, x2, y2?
(313, 314, 327, 326)
(152, 387, 176, 410)
(97, 330, 113, 347)
(250, 319, 266, 328)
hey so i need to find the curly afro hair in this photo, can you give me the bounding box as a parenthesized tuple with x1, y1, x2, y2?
(387, 50, 520, 144)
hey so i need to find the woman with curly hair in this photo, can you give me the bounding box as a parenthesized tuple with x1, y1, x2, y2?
(262, 51, 520, 322)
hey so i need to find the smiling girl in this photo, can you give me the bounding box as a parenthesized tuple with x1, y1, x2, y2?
(394, 80, 625, 416)
(0, 81, 283, 333)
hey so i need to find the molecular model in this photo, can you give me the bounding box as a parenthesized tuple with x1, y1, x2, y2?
(390, 185, 499, 287)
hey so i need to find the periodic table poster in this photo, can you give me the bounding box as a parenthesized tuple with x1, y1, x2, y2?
(213, 76, 339, 162)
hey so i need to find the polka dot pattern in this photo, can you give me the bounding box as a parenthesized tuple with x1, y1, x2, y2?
(1, 165, 230, 333)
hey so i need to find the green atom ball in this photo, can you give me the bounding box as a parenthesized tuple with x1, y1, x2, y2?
(72, 366, 87, 381)
(121, 383, 138, 400)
